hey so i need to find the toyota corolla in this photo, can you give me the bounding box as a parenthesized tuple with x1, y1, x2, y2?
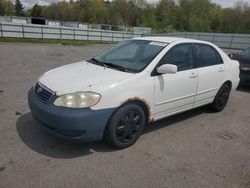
(28, 37, 240, 148)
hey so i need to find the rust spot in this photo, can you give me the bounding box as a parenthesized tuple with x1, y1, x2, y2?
(121, 97, 153, 123)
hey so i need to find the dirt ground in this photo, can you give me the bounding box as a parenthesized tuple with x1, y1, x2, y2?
(0, 43, 250, 188)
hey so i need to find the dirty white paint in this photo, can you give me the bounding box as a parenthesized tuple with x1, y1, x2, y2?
(37, 37, 240, 122)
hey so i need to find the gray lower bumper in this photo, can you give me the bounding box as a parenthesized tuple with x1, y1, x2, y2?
(28, 88, 115, 142)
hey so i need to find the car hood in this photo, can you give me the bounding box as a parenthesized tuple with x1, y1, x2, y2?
(38, 61, 134, 95)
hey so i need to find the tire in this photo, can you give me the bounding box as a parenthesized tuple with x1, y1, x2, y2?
(104, 103, 146, 149)
(210, 83, 231, 112)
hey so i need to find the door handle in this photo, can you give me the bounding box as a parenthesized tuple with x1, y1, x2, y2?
(189, 73, 198, 78)
(218, 67, 224, 72)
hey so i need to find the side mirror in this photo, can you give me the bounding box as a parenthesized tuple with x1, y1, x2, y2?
(157, 64, 177, 75)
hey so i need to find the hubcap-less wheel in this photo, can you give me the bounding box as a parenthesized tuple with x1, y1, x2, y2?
(116, 110, 142, 143)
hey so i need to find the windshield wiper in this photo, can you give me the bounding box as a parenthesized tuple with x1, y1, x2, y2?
(102, 63, 128, 72)
(88, 58, 108, 68)
(88, 58, 129, 72)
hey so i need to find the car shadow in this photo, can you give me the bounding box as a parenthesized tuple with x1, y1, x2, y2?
(16, 107, 210, 159)
(16, 113, 117, 159)
(237, 84, 250, 93)
(144, 106, 209, 134)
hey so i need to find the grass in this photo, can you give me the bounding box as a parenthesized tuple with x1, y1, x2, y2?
(0, 37, 113, 46)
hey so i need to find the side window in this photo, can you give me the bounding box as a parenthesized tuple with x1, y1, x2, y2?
(159, 44, 193, 71)
(194, 44, 223, 68)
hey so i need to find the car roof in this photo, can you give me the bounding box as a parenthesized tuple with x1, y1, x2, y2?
(134, 36, 210, 45)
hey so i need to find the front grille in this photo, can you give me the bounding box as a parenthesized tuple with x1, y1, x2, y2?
(34, 82, 54, 102)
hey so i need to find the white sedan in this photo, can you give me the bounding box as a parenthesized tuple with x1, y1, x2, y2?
(28, 37, 240, 148)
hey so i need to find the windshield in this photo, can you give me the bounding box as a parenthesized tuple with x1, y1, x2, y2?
(241, 47, 250, 59)
(90, 40, 168, 73)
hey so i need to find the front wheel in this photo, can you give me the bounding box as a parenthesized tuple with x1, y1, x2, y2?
(104, 104, 146, 149)
(210, 83, 231, 112)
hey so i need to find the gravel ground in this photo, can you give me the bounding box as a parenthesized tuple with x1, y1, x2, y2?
(0, 43, 250, 188)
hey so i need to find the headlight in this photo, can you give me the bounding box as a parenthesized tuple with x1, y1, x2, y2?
(54, 92, 101, 108)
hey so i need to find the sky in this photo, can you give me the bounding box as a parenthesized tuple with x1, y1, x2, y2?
(15, 0, 250, 9)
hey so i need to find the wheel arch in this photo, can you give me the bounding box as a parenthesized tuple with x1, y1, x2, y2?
(117, 97, 152, 123)
(121, 98, 152, 123)
(103, 97, 152, 141)
(104, 97, 152, 131)
(223, 80, 232, 90)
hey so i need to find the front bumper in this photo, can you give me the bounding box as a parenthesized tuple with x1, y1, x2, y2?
(28, 88, 115, 142)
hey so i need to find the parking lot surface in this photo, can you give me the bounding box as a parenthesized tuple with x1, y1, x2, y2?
(0, 43, 250, 188)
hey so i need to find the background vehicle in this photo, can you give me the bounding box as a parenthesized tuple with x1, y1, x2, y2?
(28, 37, 240, 149)
(229, 47, 250, 85)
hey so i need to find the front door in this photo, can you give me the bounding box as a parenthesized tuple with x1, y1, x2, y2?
(153, 43, 198, 119)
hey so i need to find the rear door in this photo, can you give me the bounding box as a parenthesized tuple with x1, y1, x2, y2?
(193, 44, 225, 106)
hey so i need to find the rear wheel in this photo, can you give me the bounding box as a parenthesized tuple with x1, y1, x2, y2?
(210, 83, 231, 112)
(104, 104, 146, 149)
